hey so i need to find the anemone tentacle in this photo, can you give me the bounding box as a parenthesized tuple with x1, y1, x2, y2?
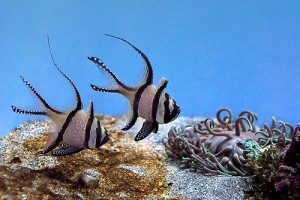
(235, 117, 252, 136)
(217, 108, 233, 131)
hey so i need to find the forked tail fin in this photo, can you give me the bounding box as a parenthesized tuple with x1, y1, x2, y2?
(12, 76, 62, 115)
(11, 105, 46, 116)
(88, 56, 133, 94)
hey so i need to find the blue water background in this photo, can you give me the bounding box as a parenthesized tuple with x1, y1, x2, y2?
(1, 1, 300, 138)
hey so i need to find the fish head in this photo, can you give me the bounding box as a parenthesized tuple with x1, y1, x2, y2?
(163, 93, 180, 123)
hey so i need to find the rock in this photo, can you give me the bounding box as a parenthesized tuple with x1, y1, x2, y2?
(78, 174, 98, 188)
(0, 116, 254, 199)
(118, 165, 148, 176)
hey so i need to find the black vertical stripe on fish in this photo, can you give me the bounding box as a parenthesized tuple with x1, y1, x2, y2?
(100, 133, 109, 146)
(19, 76, 62, 114)
(84, 116, 94, 148)
(38, 108, 80, 154)
(151, 79, 168, 122)
(84, 101, 94, 148)
(164, 93, 171, 123)
(121, 84, 149, 131)
(95, 120, 102, 148)
(169, 100, 180, 122)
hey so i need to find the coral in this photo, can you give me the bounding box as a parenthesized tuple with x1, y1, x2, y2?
(247, 145, 281, 199)
(281, 123, 300, 167)
(163, 108, 293, 176)
(247, 123, 300, 200)
(273, 123, 300, 199)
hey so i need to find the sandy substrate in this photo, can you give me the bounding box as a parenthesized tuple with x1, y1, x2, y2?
(0, 116, 254, 199)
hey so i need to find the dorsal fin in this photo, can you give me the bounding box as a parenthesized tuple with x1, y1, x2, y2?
(47, 35, 82, 111)
(18, 76, 62, 114)
(105, 34, 153, 87)
(87, 100, 94, 117)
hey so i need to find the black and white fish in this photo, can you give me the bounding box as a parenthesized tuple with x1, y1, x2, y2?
(88, 34, 180, 141)
(11, 39, 109, 156)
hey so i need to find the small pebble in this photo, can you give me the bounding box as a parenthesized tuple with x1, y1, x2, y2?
(78, 174, 99, 188)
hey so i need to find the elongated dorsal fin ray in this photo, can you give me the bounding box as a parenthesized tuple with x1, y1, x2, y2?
(19, 76, 62, 114)
(47, 35, 82, 111)
(122, 83, 149, 131)
(88, 56, 133, 92)
(105, 34, 153, 86)
(11, 106, 46, 116)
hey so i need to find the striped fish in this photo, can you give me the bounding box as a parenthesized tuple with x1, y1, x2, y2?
(11, 40, 109, 156)
(88, 34, 180, 141)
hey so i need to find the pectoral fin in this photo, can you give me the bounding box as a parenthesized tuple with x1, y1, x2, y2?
(134, 120, 158, 141)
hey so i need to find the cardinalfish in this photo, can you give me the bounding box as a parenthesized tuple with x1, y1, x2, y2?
(11, 38, 109, 156)
(88, 34, 180, 141)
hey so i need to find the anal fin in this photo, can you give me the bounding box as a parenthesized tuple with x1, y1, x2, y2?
(51, 145, 83, 156)
(134, 120, 158, 141)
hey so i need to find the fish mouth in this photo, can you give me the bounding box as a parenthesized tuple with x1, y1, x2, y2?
(177, 106, 181, 115)
(174, 105, 181, 116)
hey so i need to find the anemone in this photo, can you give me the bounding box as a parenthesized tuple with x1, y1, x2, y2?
(163, 108, 293, 176)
